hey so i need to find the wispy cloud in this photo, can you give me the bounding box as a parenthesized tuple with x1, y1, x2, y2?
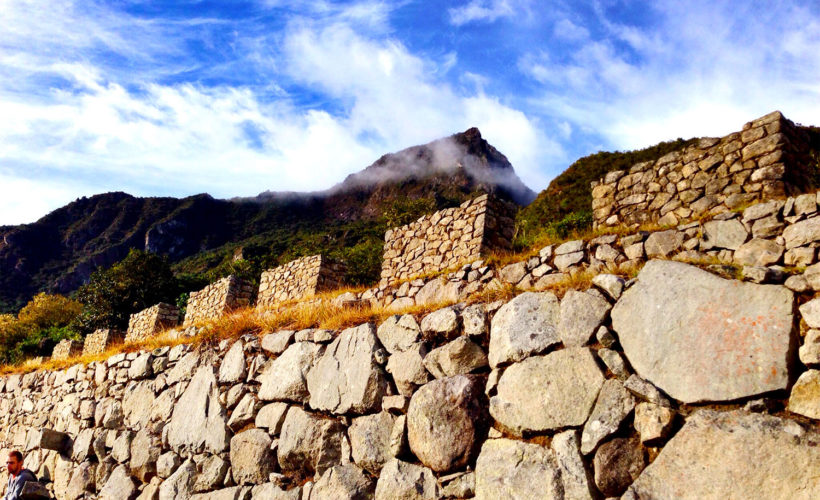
(448, 0, 530, 26)
(520, 0, 820, 149)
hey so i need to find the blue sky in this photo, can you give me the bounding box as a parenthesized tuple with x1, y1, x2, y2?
(1, 0, 819, 225)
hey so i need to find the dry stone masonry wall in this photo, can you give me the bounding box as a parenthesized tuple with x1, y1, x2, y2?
(82, 330, 124, 357)
(183, 276, 253, 327)
(125, 304, 179, 343)
(5, 254, 820, 499)
(256, 255, 346, 310)
(380, 194, 516, 287)
(50, 340, 82, 362)
(592, 111, 815, 229)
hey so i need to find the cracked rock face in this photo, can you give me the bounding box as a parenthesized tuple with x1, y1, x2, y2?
(626, 410, 820, 499)
(166, 366, 230, 455)
(612, 259, 794, 404)
(490, 347, 604, 436)
(307, 323, 388, 415)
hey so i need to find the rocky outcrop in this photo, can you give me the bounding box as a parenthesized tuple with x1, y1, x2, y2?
(612, 260, 794, 403)
(626, 410, 820, 499)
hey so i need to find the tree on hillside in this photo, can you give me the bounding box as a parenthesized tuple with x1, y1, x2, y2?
(71, 249, 180, 333)
(0, 293, 83, 364)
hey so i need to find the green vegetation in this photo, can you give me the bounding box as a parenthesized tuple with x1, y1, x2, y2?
(0, 293, 83, 364)
(71, 249, 183, 334)
(514, 138, 697, 248)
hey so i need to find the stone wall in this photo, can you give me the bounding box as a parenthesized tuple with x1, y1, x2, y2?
(183, 276, 253, 327)
(5, 253, 820, 499)
(51, 340, 82, 361)
(125, 303, 180, 343)
(380, 194, 517, 286)
(592, 111, 815, 229)
(256, 255, 346, 310)
(82, 329, 124, 356)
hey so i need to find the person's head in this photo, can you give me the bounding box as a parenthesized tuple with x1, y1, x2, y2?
(6, 451, 23, 476)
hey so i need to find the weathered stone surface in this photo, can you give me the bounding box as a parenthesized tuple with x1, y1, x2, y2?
(488, 292, 560, 368)
(558, 290, 611, 347)
(593, 437, 645, 497)
(799, 329, 820, 366)
(258, 342, 323, 403)
(231, 429, 274, 485)
(130, 429, 160, 482)
(123, 381, 155, 429)
(423, 336, 487, 378)
(128, 352, 153, 380)
(191, 486, 250, 500)
(474, 438, 562, 500)
(552, 430, 594, 500)
(462, 304, 487, 337)
(255, 402, 289, 434)
(554, 251, 584, 271)
(701, 219, 748, 250)
(420, 307, 459, 337)
(167, 365, 230, 454)
(612, 260, 794, 403)
(597, 348, 630, 380)
(634, 402, 676, 444)
(99, 464, 137, 500)
(157, 452, 181, 479)
(414, 277, 461, 307)
(311, 465, 375, 500)
(261, 330, 294, 355)
(627, 410, 820, 499)
(592, 274, 625, 300)
(66, 461, 96, 500)
(228, 393, 259, 430)
(800, 297, 820, 328)
(624, 375, 672, 407)
(159, 459, 196, 500)
(407, 375, 488, 472)
(499, 262, 527, 284)
(307, 323, 388, 415)
(250, 483, 300, 500)
(784, 216, 820, 249)
(734, 238, 784, 266)
(490, 348, 604, 435)
(278, 406, 344, 475)
(37, 429, 69, 453)
(377, 315, 422, 354)
(219, 341, 247, 384)
(644, 230, 683, 258)
(349, 412, 395, 474)
(787, 369, 820, 419)
(193, 455, 229, 492)
(580, 379, 635, 454)
(386, 342, 430, 396)
(375, 459, 437, 500)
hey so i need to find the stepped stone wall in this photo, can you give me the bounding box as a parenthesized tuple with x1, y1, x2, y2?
(125, 303, 180, 343)
(380, 194, 517, 286)
(256, 255, 346, 310)
(592, 111, 815, 229)
(50, 340, 82, 361)
(6, 252, 820, 499)
(183, 276, 253, 327)
(82, 329, 124, 356)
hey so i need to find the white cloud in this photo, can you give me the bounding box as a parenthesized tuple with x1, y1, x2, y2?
(521, 0, 820, 150)
(0, 0, 553, 225)
(282, 21, 558, 188)
(448, 0, 528, 26)
(553, 18, 589, 41)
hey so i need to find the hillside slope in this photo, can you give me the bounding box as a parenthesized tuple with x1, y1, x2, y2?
(0, 128, 532, 312)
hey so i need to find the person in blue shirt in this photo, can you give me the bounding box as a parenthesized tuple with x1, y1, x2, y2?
(3, 451, 37, 500)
